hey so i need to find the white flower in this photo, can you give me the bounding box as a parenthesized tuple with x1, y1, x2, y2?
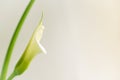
(13, 20, 46, 76)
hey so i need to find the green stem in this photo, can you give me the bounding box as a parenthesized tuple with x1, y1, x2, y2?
(7, 72, 15, 80)
(0, 0, 35, 80)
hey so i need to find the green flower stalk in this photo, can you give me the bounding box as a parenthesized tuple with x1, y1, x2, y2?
(0, 0, 46, 80)
(8, 15, 46, 80)
(0, 0, 35, 80)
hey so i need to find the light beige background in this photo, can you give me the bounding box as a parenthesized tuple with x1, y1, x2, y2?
(0, 0, 120, 80)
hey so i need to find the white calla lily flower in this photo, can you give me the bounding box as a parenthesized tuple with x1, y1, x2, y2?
(12, 20, 46, 76)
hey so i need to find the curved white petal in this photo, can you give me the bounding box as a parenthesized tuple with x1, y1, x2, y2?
(13, 21, 46, 76)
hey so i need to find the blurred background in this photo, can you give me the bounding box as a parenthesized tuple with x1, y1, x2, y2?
(0, 0, 120, 80)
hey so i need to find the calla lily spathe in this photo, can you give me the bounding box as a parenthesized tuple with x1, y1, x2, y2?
(12, 20, 46, 76)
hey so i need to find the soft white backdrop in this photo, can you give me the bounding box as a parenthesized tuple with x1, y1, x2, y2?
(0, 0, 120, 80)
